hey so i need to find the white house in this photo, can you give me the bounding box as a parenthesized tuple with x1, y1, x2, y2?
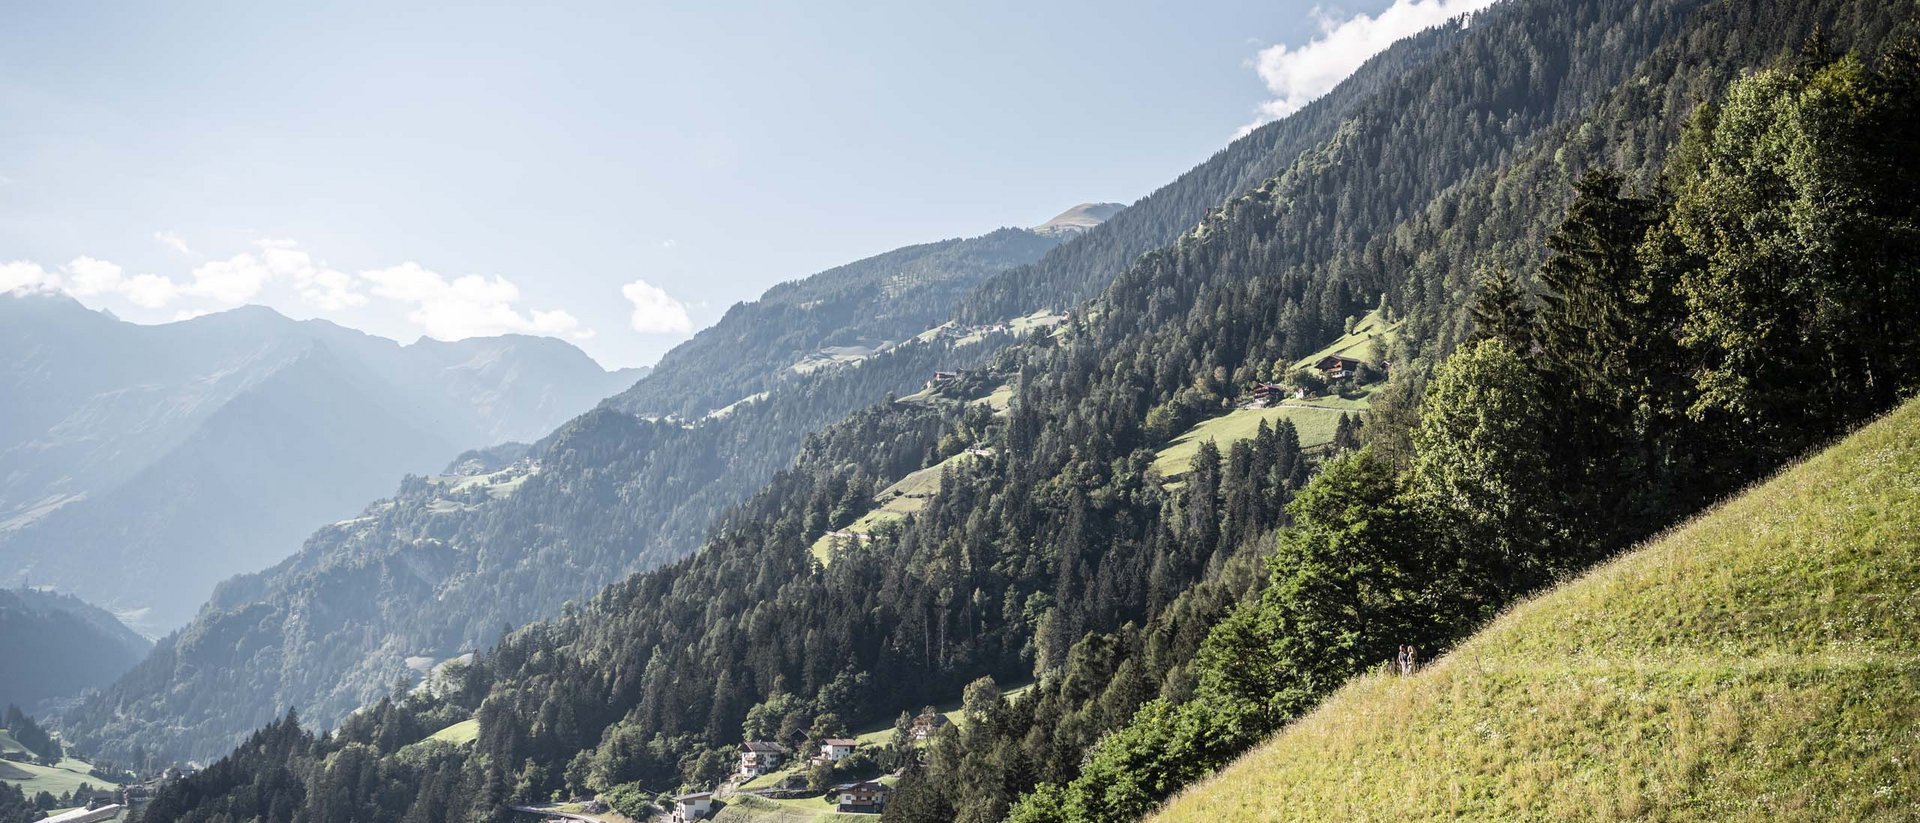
(672, 791, 714, 821)
(820, 738, 857, 762)
(738, 741, 788, 777)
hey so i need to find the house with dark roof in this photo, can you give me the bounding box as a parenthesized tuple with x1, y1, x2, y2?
(672, 790, 714, 821)
(831, 780, 890, 813)
(910, 710, 950, 740)
(738, 741, 789, 777)
(1313, 354, 1364, 380)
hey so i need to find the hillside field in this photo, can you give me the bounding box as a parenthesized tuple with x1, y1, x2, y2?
(1290, 307, 1400, 371)
(1152, 406, 1347, 480)
(0, 755, 120, 798)
(808, 451, 983, 564)
(709, 793, 877, 823)
(427, 718, 478, 745)
(1150, 397, 1920, 822)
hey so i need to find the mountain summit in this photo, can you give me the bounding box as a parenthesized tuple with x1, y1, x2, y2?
(1033, 202, 1126, 236)
(0, 295, 642, 632)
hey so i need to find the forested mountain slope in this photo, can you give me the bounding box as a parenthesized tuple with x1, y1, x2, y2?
(131, 2, 1920, 822)
(60, 0, 1470, 765)
(954, 26, 1461, 325)
(1151, 396, 1920, 822)
(1001, 26, 1920, 823)
(63, 326, 1007, 764)
(0, 295, 637, 632)
(0, 588, 150, 710)
(615, 227, 1063, 419)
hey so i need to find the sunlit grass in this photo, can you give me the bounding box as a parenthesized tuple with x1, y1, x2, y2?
(0, 756, 120, 797)
(1151, 397, 1920, 822)
(808, 451, 983, 564)
(427, 718, 478, 745)
(1152, 406, 1347, 481)
(1289, 307, 1401, 371)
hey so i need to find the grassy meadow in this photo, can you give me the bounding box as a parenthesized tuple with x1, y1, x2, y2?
(1290, 307, 1401, 371)
(0, 756, 120, 798)
(1152, 406, 1347, 480)
(1149, 398, 1920, 822)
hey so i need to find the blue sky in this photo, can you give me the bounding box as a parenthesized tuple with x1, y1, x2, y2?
(0, 0, 1490, 368)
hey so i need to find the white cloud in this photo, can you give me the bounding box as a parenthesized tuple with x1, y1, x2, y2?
(1240, 0, 1495, 135)
(154, 231, 196, 257)
(64, 256, 126, 296)
(187, 253, 274, 304)
(363, 262, 589, 341)
(620, 279, 693, 334)
(186, 240, 367, 309)
(120, 273, 183, 309)
(9, 240, 592, 345)
(297, 268, 367, 311)
(2, 241, 365, 310)
(60, 256, 184, 308)
(0, 261, 59, 293)
(1, 256, 187, 307)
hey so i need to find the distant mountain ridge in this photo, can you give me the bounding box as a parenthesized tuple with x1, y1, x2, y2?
(0, 293, 642, 632)
(0, 587, 150, 711)
(1033, 202, 1126, 236)
(613, 224, 1073, 419)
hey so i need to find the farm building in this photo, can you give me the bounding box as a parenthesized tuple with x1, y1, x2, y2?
(831, 780, 891, 813)
(1313, 354, 1364, 380)
(910, 711, 950, 740)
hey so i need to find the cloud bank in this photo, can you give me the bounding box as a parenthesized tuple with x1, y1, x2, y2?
(364, 262, 587, 341)
(1241, 0, 1497, 135)
(0, 237, 652, 345)
(621, 278, 694, 334)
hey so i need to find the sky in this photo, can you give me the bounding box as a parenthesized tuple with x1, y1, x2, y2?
(0, 0, 1494, 369)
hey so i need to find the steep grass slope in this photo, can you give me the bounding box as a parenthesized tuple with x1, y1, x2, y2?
(1151, 397, 1920, 822)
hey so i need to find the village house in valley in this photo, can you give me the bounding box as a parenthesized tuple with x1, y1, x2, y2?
(671, 790, 714, 822)
(1314, 353, 1363, 381)
(819, 737, 857, 762)
(831, 780, 890, 814)
(738, 741, 788, 777)
(910, 709, 949, 741)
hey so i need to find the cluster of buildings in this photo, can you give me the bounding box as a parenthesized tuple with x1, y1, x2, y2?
(674, 710, 959, 819)
(731, 731, 873, 780)
(33, 763, 191, 822)
(1245, 354, 1371, 409)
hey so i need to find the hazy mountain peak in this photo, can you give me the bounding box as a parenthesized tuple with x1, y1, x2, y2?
(1033, 202, 1126, 236)
(0, 297, 645, 632)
